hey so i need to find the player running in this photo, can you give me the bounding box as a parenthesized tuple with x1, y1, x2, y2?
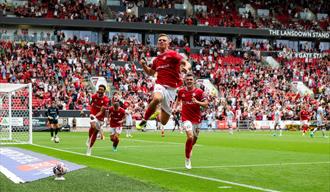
(174, 72, 208, 169)
(125, 105, 134, 138)
(226, 106, 235, 135)
(86, 85, 109, 156)
(300, 106, 310, 136)
(108, 101, 126, 152)
(137, 33, 191, 130)
(310, 103, 327, 138)
(273, 106, 282, 136)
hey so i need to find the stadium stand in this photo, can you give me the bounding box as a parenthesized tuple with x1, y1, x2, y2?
(0, 0, 329, 123)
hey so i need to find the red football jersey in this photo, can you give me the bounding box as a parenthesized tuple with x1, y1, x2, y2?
(108, 106, 126, 128)
(300, 110, 310, 120)
(90, 93, 109, 121)
(151, 50, 183, 88)
(178, 87, 207, 124)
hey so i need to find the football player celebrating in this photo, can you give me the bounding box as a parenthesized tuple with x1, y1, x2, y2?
(86, 85, 109, 156)
(108, 102, 126, 152)
(174, 72, 208, 169)
(137, 33, 191, 130)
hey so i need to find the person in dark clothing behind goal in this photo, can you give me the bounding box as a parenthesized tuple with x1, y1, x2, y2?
(47, 100, 60, 143)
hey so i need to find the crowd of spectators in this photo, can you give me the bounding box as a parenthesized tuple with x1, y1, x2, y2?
(1, 0, 328, 31)
(122, 0, 184, 9)
(0, 32, 329, 122)
(11, 0, 104, 20)
(111, 3, 328, 31)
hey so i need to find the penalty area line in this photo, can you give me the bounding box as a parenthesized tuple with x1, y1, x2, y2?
(31, 144, 279, 192)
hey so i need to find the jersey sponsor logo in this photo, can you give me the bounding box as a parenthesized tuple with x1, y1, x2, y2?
(156, 64, 170, 70)
(182, 101, 195, 105)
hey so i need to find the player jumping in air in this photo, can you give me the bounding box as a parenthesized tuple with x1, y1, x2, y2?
(137, 33, 191, 130)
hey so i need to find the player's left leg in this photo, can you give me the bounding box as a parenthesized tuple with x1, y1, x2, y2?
(111, 134, 120, 152)
(273, 122, 278, 136)
(172, 120, 179, 132)
(126, 126, 129, 137)
(185, 129, 194, 170)
(50, 127, 55, 141)
(310, 127, 317, 138)
(301, 122, 306, 136)
(160, 124, 165, 137)
(179, 121, 183, 134)
(192, 128, 200, 146)
(310, 121, 321, 138)
(278, 122, 282, 136)
(321, 125, 328, 138)
(86, 121, 100, 156)
(49, 121, 55, 141)
(228, 122, 233, 134)
(110, 127, 122, 151)
(98, 127, 105, 140)
(137, 91, 163, 129)
(54, 123, 60, 139)
(158, 109, 171, 125)
(150, 85, 175, 127)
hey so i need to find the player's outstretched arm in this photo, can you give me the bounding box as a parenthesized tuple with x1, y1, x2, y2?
(140, 58, 155, 76)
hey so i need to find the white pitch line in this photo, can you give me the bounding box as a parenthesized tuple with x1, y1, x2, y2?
(32, 144, 278, 192)
(61, 145, 176, 150)
(121, 138, 202, 146)
(162, 161, 330, 170)
(218, 186, 232, 189)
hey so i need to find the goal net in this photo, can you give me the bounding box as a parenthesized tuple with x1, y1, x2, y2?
(0, 83, 32, 144)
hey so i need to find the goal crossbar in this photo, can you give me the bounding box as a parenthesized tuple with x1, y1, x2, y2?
(0, 83, 33, 144)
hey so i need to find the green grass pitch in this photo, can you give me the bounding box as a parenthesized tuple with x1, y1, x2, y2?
(1, 130, 329, 192)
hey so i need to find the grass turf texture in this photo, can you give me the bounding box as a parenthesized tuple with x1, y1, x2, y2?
(1, 131, 329, 192)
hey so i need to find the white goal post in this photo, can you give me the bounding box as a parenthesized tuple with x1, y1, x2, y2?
(0, 83, 32, 144)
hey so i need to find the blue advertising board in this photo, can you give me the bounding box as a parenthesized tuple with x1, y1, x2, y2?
(0, 147, 85, 183)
